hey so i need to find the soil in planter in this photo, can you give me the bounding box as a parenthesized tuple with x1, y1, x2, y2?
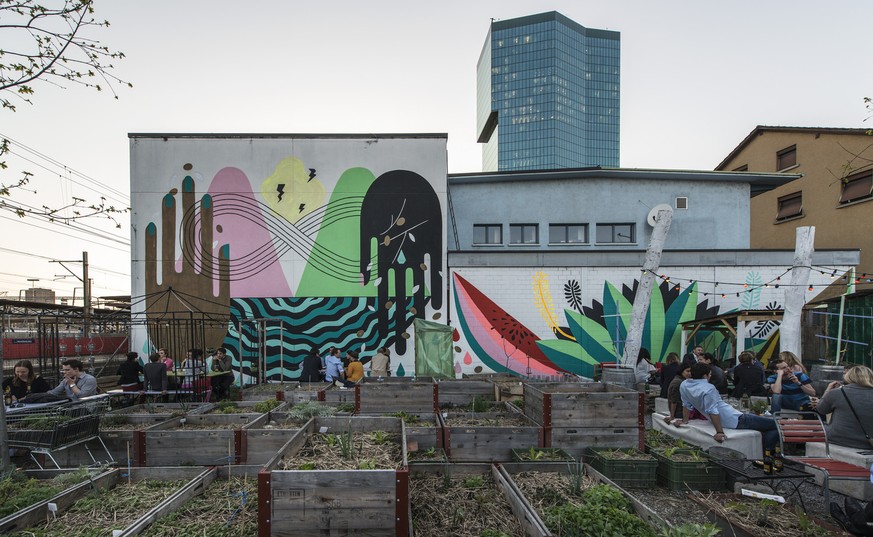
(444, 413, 529, 427)
(139, 476, 257, 536)
(6, 479, 187, 537)
(410, 473, 525, 537)
(279, 431, 402, 470)
(696, 493, 851, 537)
(408, 447, 447, 462)
(0, 468, 98, 518)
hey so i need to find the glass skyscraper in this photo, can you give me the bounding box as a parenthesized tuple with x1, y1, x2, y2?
(477, 12, 620, 171)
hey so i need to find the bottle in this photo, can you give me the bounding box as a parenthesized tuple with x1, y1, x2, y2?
(3, 391, 11, 407)
(773, 445, 784, 473)
(762, 449, 773, 475)
(740, 392, 750, 411)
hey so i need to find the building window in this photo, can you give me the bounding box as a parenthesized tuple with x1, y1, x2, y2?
(596, 223, 635, 244)
(549, 224, 588, 244)
(510, 224, 539, 244)
(473, 224, 502, 245)
(839, 170, 873, 205)
(675, 197, 688, 209)
(776, 192, 803, 221)
(776, 145, 797, 171)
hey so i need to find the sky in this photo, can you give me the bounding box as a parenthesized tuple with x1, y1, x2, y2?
(1, 0, 871, 302)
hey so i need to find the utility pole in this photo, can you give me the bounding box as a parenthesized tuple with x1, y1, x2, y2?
(51, 251, 91, 337)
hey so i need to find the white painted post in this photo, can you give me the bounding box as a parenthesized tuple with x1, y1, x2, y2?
(622, 207, 673, 367)
(781, 227, 815, 361)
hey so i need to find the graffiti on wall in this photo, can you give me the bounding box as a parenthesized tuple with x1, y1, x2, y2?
(133, 139, 446, 380)
(452, 270, 785, 378)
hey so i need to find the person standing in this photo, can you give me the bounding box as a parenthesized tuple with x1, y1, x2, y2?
(675, 363, 778, 453)
(371, 347, 391, 378)
(48, 358, 98, 401)
(3, 360, 50, 403)
(210, 347, 234, 400)
(117, 352, 144, 391)
(682, 345, 704, 368)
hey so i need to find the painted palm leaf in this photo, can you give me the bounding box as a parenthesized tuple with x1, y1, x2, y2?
(536, 339, 602, 378)
(565, 309, 617, 362)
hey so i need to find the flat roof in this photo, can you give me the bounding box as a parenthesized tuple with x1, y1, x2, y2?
(129, 133, 447, 140)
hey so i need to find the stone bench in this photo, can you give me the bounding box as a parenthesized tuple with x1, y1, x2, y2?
(804, 442, 873, 501)
(652, 412, 763, 459)
(654, 396, 770, 416)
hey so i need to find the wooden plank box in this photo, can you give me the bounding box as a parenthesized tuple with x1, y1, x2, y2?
(434, 379, 495, 407)
(106, 402, 213, 417)
(318, 384, 360, 407)
(242, 411, 302, 466)
(259, 416, 408, 536)
(441, 406, 543, 462)
(0, 467, 210, 536)
(277, 382, 330, 403)
(138, 413, 259, 466)
(523, 382, 643, 457)
(358, 381, 437, 414)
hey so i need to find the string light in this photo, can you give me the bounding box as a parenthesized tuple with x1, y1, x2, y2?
(808, 285, 814, 291)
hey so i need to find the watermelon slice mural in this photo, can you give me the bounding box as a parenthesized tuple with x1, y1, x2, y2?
(453, 272, 725, 378)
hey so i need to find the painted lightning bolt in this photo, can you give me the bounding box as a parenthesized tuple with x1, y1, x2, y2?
(276, 183, 286, 201)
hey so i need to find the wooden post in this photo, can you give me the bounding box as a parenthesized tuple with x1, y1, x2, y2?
(623, 207, 673, 367)
(782, 226, 815, 360)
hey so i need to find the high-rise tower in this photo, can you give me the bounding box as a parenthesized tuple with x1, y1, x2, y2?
(477, 12, 620, 171)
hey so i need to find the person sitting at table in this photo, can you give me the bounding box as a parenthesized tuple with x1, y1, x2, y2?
(674, 363, 778, 453)
(730, 351, 767, 398)
(117, 352, 144, 392)
(142, 352, 168, 399)
(815, 365, 873, 450)
(3, 359, 51, 404)
(664, 363, 692, 422)
(210, 347, 234, 400)
(181, 348, 209, 397)
(47, 358, 98, 401)
(345, 351, 364, 384)
(768, 356, 816, 414)
(300, 347, 323, 383)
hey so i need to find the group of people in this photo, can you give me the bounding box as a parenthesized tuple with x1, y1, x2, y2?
(117, 347, 234, 401)
(660, 346, 873, 457)
(299, 346, 392, 386)
(3, 358, 98, 404)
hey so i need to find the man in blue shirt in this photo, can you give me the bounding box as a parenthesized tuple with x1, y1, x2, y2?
(675, 363, 778, 452)
(767, 358, 816, 414)
(324, 348, 350, 388)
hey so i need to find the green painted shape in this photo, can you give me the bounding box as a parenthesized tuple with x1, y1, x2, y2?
(296, 167, 377, 297)
(662, 283, 700, 358)
(565, 309, 616, 362)
(601, 282, 632, 355)
(536, 339, 601, 378)
(396, 363, 406, 377)
(645, 284, 665, 359)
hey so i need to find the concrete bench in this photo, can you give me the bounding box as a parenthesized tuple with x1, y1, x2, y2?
(654, 396, 770, 416)
(804, 442, 873, 501)
(652, 412, 763, 459)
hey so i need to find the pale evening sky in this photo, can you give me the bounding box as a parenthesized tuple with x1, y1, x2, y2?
(1, 0, 870, 301)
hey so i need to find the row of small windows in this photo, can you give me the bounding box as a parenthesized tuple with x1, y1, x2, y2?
(473, 223, 636, 245)
(775, 170, 873, 221)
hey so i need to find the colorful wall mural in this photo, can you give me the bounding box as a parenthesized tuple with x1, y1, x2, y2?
(130, 135, 447, 381)
(450, 266, 850, 378)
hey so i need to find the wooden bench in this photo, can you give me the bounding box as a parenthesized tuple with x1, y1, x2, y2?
(652, 412, 762, 459)
(776, 414, 872, 503)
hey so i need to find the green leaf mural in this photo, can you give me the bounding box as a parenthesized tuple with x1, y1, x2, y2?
(601, 282, 633, 356)
(536, 339, 602, 377)
(565, 309, 616, 362)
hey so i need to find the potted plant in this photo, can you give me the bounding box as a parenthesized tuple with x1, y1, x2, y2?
(588, 447, 657, 488)
(653, 447, 726, 491)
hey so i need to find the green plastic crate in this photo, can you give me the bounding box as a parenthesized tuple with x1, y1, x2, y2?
(653, 449, 726, 491)
(588, 448, 657, 488)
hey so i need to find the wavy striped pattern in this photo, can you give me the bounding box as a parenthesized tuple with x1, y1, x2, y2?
(223, 297, 418, 381)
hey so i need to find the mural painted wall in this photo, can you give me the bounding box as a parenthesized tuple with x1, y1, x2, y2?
(450, 266, 851, 378)
(130, 135, 447, 381)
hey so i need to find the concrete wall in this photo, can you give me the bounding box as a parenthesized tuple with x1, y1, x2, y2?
(448, 172, 751, 251)
(129, 134, 447, 380)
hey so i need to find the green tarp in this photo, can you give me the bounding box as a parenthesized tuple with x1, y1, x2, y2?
(414, 318, 454, 378)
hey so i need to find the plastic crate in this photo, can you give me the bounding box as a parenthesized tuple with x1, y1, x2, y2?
(589, 448, 657, 488)
(653, 449, 726, 491)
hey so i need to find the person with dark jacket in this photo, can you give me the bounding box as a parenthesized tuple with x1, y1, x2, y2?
(117, 352, 144, 391)
(659, 353, 681, 399)
(300, 347, 323, 383)
(142, 352, 168, 395)
(3, 360, 51, 403)
(731, 350, 767, 398)
(664, 363, 692, 421)
(700, 353, 728, 394)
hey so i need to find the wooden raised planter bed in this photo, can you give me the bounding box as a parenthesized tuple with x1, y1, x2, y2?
(277, 382, 329, 403)
(137, 412, 266, 466)
(0, 467, 210, 536)
(434, 379, 495, 407)
(523, 382, 643, 459)
(358, 381, 438, 414)
(258, 416, 408, 536)
(441, 405, 543, 462)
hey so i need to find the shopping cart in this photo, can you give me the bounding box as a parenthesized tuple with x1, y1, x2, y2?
(5, 394, 114, 469)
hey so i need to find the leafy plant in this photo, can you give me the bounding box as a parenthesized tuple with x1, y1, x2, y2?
(463, 475, 485, 488)
(359, 460, 377, 470)
(338, 420, 354, 459)
(371, 431, 389, 445)
(481, 530, 510, 537)
(18, 415, 73, 430)
(545, 503, 655, 537)
(750, 400, 769, 415)
(252, 399, 281, 413)
(298, 462, 316, 470)
(794, 505, 829, 537)
(336, 402, 355, 413)
(390, 411, 419, 424)
(472, 396, 493, 413)
(287, 401, 336, 422)
(582, 484, 632, 511)
(215, 401, 239, 414)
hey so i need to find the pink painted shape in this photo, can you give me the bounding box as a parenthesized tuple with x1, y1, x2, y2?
(463, 352, 472, 365)
(454, 278, 559, 376)
(207, 167, 292, 298)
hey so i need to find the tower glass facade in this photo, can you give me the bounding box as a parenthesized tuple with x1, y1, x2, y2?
(477, 12, 620, 171)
